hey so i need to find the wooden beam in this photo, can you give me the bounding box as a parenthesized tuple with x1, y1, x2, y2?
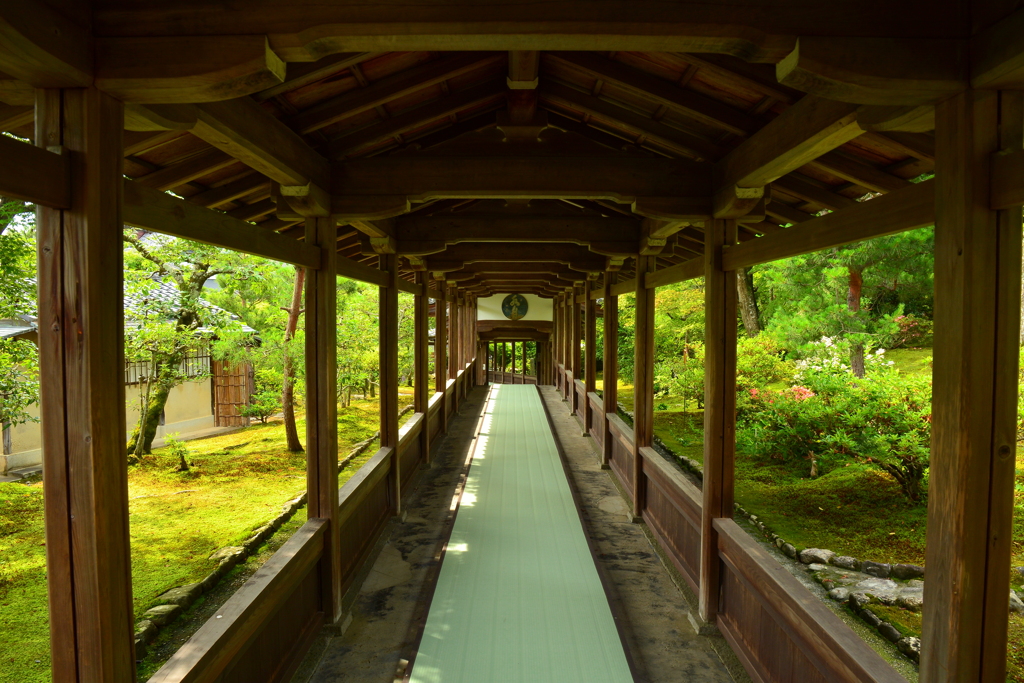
(0, 103, 32, 130)
(290, 52, 503, 134)
(379, 252, 401, 513)
(303, 216, 340, 622)
(336, 252, 388, 287)
(602, 271, 619, 467)
(776, 36, 966, 105)
(972, 8, 1024, 89)
(725, 179, 934, 271)
(36, 86, 134, 683)
(772, 174, 857, 211)
(0, 5, 91, 87)
(808, 151, 911, 193)
(396, 214, 640, 244)
(548, 52, 758, 136)
(992, 147, 1024, 210)
(699, 219, 737, 625)
(188, 173, 270, 208)
(609, 277, 636, 297)
(95, 36, 286, 103)
(716, 95, 863, 190)
(253, 52, 377, 102)
(331, 79, 505, 157)
(584, 278, 597, 433)
(434, 276, 449, 434)
(333, 155, 711, 206)
(632, 255, 656, 519)
(123, 180, 320, 269)
(645, 256, 703, 288)
(0, 132, 69, 208)
(134, 148, 237, 191)
(425, 243, 609, 270)
(921, 89, 1021, 683)
(541, 80, 720, 160)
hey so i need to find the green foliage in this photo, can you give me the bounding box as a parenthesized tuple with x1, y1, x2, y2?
(737, 340, 931, 501)
(0, 216, 34, 321)
(238, 391, 280, 424)
(0, 338, 39, 428)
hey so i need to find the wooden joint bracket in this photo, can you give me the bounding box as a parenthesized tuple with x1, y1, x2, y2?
(713, 185, 766, 219)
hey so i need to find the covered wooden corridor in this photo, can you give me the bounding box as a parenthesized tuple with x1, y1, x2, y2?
(2, 2, 1024, 682)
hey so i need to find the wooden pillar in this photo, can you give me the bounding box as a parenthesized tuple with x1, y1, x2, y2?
(512, 340, 517, 379)
(603, 271, 619, 468)
(552, 295, 561, 388)
(434, 281, 448, 435)
(699, 220, 738, 624)
(414, 272, 431, 464)
(37, 87, 135, 683)
(584, 278, 597, 434)
(922, 89, 1023, 683)
(380, 253, 401, 514)
(633, 257, 656, 519)
(563, 291, 572, 398)
(449, 287, 460, 411)
(571, 284, 582, 411)
(304, 216, 340, 622)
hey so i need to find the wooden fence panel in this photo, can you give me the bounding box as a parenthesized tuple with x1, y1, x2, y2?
(606, 415, 635, 498)
(213, 360, 252, 427)
(639, 447, 702, 593)
(338, 448, 394, 596)
(588, 393, 604, 450)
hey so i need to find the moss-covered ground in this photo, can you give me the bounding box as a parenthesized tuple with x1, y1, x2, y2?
(0, 393, 411, 683)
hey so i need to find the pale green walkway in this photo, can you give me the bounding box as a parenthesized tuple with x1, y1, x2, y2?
(410, 384, 633, 683)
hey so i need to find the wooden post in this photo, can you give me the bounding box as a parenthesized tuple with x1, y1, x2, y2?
(633, 256, 656, 519)
(922, 89, 1023, 683)
(414, 271, 431, 464)
(584, 278, 597, 434)
(603, 271, 619, 468)
(36, 87, 136, 682)
(563, 292, 571, 398)
(449, 286, 460, 411)
(571, 285, 581, 409)
(380, 253, 401, 514)
(699, 219, 738, 624)
(512, 340, 517, 379)
(304, 216, 340, 622)
(552, 295, 561, 389)
(434, 280, 448, 435)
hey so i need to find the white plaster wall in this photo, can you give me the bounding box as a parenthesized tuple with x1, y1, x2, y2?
(477, 294, 553, 321)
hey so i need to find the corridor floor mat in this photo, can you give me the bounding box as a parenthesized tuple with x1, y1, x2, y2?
(409, 384, 633, 683)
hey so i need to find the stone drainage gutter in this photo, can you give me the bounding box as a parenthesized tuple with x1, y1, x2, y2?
(133, 491, 308, 658)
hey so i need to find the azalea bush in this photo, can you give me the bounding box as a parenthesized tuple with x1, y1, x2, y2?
(737, 338, 931, 501)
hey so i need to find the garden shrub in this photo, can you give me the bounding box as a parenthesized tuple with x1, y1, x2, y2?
(736, 338, 931, 501)
(240, 390, 280, 424)
(884, 314, 934, 349)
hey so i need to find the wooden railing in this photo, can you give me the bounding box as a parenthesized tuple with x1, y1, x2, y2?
(149, 364, 480, 683)
(487, 371, 538, 384)
(587, 391, 902, 683)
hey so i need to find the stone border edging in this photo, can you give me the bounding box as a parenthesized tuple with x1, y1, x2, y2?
(133, 491, 308, 658)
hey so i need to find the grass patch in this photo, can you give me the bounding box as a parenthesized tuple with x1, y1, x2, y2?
(885, 348, 933, 378)
(0, 396, 397, 683)
(1010, 615, 1024, 682)
(867, 604, 923, 639)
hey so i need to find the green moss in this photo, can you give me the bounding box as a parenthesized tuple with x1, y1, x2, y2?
(1009, 614, 1024, 682)
(0, 397, 388, 683)
(884, 348, 933, 378)
(867, 604, 922, 639)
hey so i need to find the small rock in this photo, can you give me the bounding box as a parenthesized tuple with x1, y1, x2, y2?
(775, 537, 785, 549)
(748, 514, 758, 522)
(134, 637, 147, 660)
(832, 555, 860, 571)
(218, 556, 241, 573)
(782, 543, 797, 559)
(907, 579, 924, 588)
(828, 587, 851, 601)
(808, 563, 828, 572)
(156, 583, 202, 606)
(244, 525, 274, 547)
(897, 637, 921, 663)
(896, 591, 924, 612)
(854, 577, 899, 592)
(209, 546, 245, 562)
(878, 622, 902, 643)
(143, 604, 181, 627)
(860, 609, 882, 628)
(1010, 590, 1024, 616)
(800, 548, 836, 565)
(200, 571, 220, 593)
(861, 561, 891, 579)
(1014, 566, 1024, 580)
(134, 620, 157, 645)
(891, 563, 925, 580)
(849, 592, 871, 609)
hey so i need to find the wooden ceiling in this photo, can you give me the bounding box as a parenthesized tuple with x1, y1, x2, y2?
(1, 32, 953, 297)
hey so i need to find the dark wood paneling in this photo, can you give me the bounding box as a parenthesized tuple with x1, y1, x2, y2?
(338, 449, 394, 596)
(607, 414, 635, 497)
(640, 448, 702, 592)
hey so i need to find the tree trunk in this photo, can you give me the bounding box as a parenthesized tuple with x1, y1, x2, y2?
(848, 267, 865, 378)
(282, 266, 306, 453)
(736, 266, 762, 337)
(1020, 234, 1024, 345)
(127, 380, 173, 457)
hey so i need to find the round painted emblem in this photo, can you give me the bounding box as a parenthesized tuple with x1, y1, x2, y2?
(501, 294, 528, 320)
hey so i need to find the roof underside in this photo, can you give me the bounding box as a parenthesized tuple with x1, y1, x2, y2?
(3, 48, 938, 297)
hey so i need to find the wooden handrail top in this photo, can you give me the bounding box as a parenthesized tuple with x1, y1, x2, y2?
(338, 447, 394, 527)
(398, 412, 425, 452)
(639, 446, 703, 510)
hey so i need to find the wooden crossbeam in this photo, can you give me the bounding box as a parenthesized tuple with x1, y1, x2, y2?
(395, 214, 640, 243)
(290, 52, 503, 134)
(188, 173, 270, 208)
(541, 80, 720, 160)
(547, 52, 759, 136)
(330, 79, 506, 157)
(123, 180, 320, 268)
(0, 133, 70, 208)
(772, 175, 857, 211)
(0, 103, 32, 130)
(716, 95, 862, 190)
(645, 256, 703, 288)
(724, 179, 934, 270)
(972, 8, 1024, 89)
(96, 36, 285, 103)
(808, 151, 911, 193)
(134, 148, 237, 191)
(332, 155, 711, 212)
(0, 4, 91, 87)
(253, 52, 377, 102)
